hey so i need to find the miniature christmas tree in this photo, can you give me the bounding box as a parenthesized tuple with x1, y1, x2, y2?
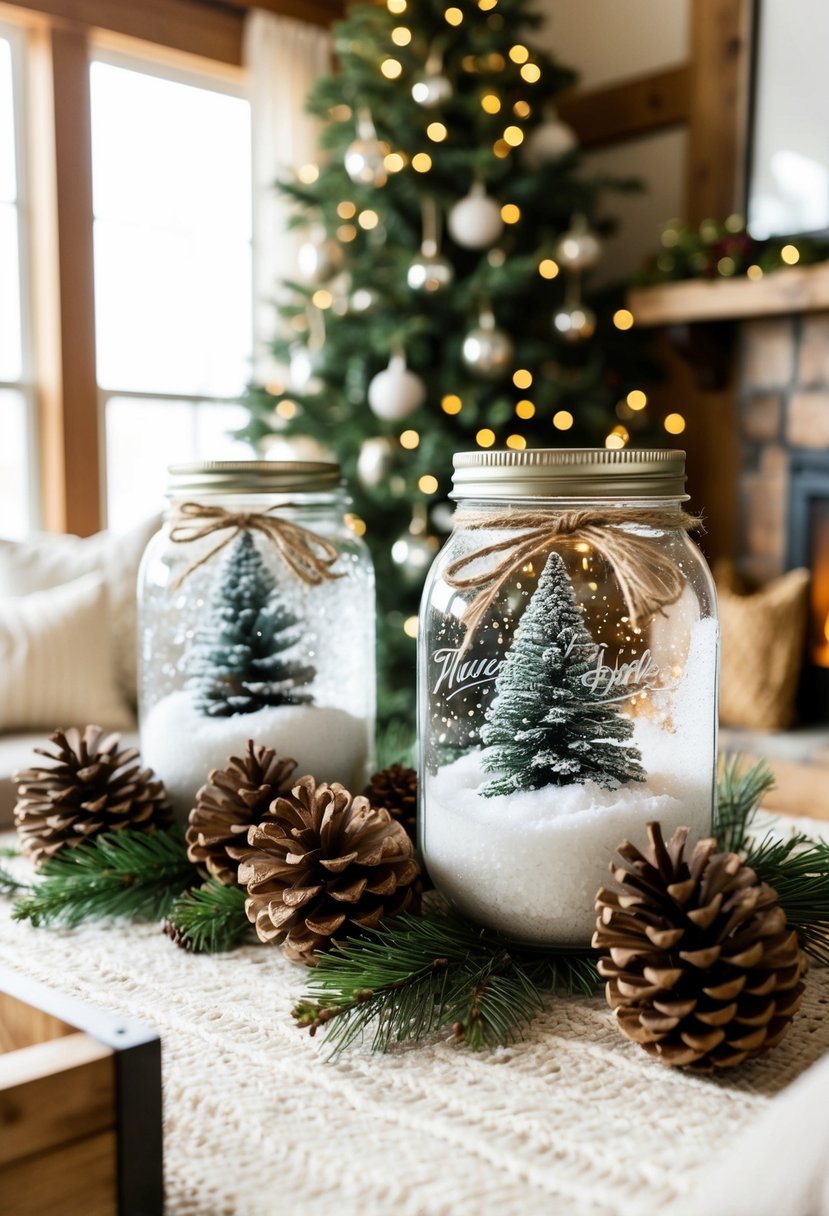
(189, 532, 315, 717)
(481, 551, 645, 797)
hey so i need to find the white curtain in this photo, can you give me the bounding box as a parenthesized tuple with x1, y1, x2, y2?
(244, 9, 331, 381)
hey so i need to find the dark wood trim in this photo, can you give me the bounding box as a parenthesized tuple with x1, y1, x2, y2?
(558, 65, 690, 150)
(215, 0, 343, 28)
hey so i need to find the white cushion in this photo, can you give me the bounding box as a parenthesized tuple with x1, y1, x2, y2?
(0, 572, 134, 731)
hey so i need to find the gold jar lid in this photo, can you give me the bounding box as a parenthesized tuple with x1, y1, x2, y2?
(167, 460, 342, 496)
(451, 448, 688, 500)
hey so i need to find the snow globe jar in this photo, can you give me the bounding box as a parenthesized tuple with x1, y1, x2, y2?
(138, 461, 375, 820)
(418, 449, 718, 947)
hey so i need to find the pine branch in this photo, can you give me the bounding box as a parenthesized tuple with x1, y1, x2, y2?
(747, 834, 829, 964)
(165, 880, 251, 953)
(12, 829, 196, 928)
(715, 754, 775, 853)
(0, 862, 30, 895)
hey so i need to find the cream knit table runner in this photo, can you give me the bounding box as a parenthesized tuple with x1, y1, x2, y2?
(1, 835, 827, 1216)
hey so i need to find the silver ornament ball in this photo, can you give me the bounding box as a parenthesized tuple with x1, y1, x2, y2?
(297, 235, 342, 282)
(357, 436, 397, 488)
(350, 286, 380, 314)
(552, 303, 597, 343)
(407, 250, 454, 293)
(391, 531, 440, 586)
(344, 137, 388, 187)
(462, 317, 514, 379)
(554, 222, 601, 272)
(523, 116, 578, 168)
(411, 74, 452, 108)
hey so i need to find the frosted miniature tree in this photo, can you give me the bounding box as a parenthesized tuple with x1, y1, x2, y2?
(189, 531, 315, 717)
(481, 551, 645, 797)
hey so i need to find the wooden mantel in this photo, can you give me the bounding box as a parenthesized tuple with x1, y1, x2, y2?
(628, 262, 829, 328)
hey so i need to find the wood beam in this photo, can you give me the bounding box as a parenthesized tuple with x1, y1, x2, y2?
(558, 65, 690, 151)
(215, 0, 343, 28)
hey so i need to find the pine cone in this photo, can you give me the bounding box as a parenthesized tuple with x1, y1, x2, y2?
(163, 919, 194, 952)
(14, 726, 172, 865)
(186, 741, 296, 884)
(232, 774, 421, 965)
(593, 822, 807, 1072)
(364, 764, 418, 846)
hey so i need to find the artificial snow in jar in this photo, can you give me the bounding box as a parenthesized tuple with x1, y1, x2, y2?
(138, 461, 375, 820)
(418, 448, 718, 947)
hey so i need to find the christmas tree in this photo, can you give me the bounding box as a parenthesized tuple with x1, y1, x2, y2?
(189, 532, 315, 717)
(241, 0, 659, 726)
(481, 551, 645, 796)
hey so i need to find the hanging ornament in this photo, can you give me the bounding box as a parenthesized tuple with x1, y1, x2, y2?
(357, 436, 397, 489)
(448, 182, 504, 250)
(408, 197, 454, 293)
(552, 276, 597, 344)
(462, 308, 514, 379)
(411, 49, 452, 109)
(344, 108, 390, 188)
(368, 352, 426, 421)
(262, 434, 332, 462)
(523, 110, 578, 168)
(289, 345, 319, 392)
(297, 225, 342, 282)
(554, 214, 602, 273)
(349, 286, 381, 314)
(391, 508, 440, 587)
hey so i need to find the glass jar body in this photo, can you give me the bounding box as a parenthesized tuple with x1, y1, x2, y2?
(138, 489, 375, 820)
(418, 498, 718, 948)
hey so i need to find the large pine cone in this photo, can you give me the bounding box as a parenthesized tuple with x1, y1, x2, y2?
(363, 764, 418, 847)
(232, 774, 421, 965)
(14, 726, 172, 865)
(186, 741, 296, 884)
(593, 822, 807, 1072)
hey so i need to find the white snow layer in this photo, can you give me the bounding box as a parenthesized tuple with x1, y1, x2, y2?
(141, 689, 371, 822)
(424, 618, 719, 946)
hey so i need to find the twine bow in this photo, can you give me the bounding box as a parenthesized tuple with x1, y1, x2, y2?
(169, 502, 344, 589)
(444, 507, 702, 649)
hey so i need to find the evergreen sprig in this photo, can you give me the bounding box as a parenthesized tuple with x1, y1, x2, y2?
(714, 753, 775, 853)
(292, 910, 599, 1056)
(12, 829, 196, 928)
(0, 862, 30, 895)
(747, 835, 829, 965)
(166, 880, 251, 953)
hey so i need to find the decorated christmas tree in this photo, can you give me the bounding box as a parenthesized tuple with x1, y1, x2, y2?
(189, 532, 315, 717)
(481, 551, 645, 796)
(241, 0, 659, 725)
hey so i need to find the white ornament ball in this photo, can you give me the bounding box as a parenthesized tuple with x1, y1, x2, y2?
(407, 250, 454, 293)
(350, 286, 380, 314)
(448, 184, 504, 249)
(344, 136, 388, 187)
(357, 436, 397, 488)
(411, 73, 452, 108)
(368, 354, 426, 421)
(289, 345, 322, 392)
(555, 222, 602, 272)
(462, 317, 514, 379)
(297, 235, 342, 282)
(523, 116, 578, 168)
(552, 303, 597, 343)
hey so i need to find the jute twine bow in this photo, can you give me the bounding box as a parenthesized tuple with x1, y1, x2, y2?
(444, 507, 702, 649)
(169, 502, 344, 589)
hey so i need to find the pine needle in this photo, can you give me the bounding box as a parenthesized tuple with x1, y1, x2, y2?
(166, 880, 251, 952)
(747, 834, 829, 964)
(12, 828, 196, 928)
(715, 753, 775, 853)
(0, 862, 30, 894)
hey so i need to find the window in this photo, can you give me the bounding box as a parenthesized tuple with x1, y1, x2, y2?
(89, 53, 253, 531)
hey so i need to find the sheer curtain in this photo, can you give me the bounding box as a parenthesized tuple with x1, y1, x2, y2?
(244, 10, 331, 380)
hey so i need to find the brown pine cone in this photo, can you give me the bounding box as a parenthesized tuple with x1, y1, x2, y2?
(163, 919, 194, 952)
(186, 741, 296, 884)
(364, 764, 418, 847)
(232, 774, 421, 965)
(14, 726, 172, 865)
(593, 822, 807, 1072)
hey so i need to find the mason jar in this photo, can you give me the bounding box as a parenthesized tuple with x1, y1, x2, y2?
(138, 461, 375, 820)
(418, 449, 718, 947)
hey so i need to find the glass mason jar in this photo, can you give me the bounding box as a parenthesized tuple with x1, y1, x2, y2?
(138, 461, 375, 820)
(418, 449, 718, 947)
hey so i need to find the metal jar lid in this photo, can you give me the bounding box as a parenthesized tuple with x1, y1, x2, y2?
(451, 448, 688, 500)
(167, 460, 342, 496)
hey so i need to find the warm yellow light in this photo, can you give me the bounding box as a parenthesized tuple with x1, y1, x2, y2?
(276, 399, 297, 419)
(476, 428, 496, 448)
(481, 92, 501, 114)
(513, 100, 530, 118)
(391, 25, 412, 45)
(418, 474, 439, 494)
(513, 368, 533, 389)
(337, 224, 357, 242)
(717, 256, 736, 276)
(506, 434, 527, 450)
(664, 412, 686, 435)
(312, 289, 333, 309)
(330, 104, 352, 122)
(781, 244, 800, 265)
(509, 44, 529, 63)
(553, 410, 574, 430)
(520, 63, 541, 83)
(492, 139, 510, 158)
(515, 399, 535, 419)
(358, 209, 379, 230)
(747, 263, 764, 280)
(427, 121, 448, 142)
(265, 379, 284, 396)
(613, 308, 634, 331)
(442, 393, 462, 414)
(403, 615, 418, 638)
(626, 389, 647, 411)
(381, 58, 403, 79)
(501, 203, 521, 224)
(387, 0, 407, 10)
(384, 151, 406, 172)
(337, 200, 357, 219)
(605, 432, 625, 450)
(503, 125, 524, 147)
(345, 513, 367, 537)
(539, 258, 559, 279)
(297, 163, 319, 184)
(479, 0, 497, 8)
(462, 54, 478, 72)
(400, 428, 420, 449)
(612, 424, 630, 443)
(412, 152, 432, 173)
(444, 5, 463, 24)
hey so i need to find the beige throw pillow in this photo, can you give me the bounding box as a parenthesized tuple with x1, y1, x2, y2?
(0, 573, 134, 731)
